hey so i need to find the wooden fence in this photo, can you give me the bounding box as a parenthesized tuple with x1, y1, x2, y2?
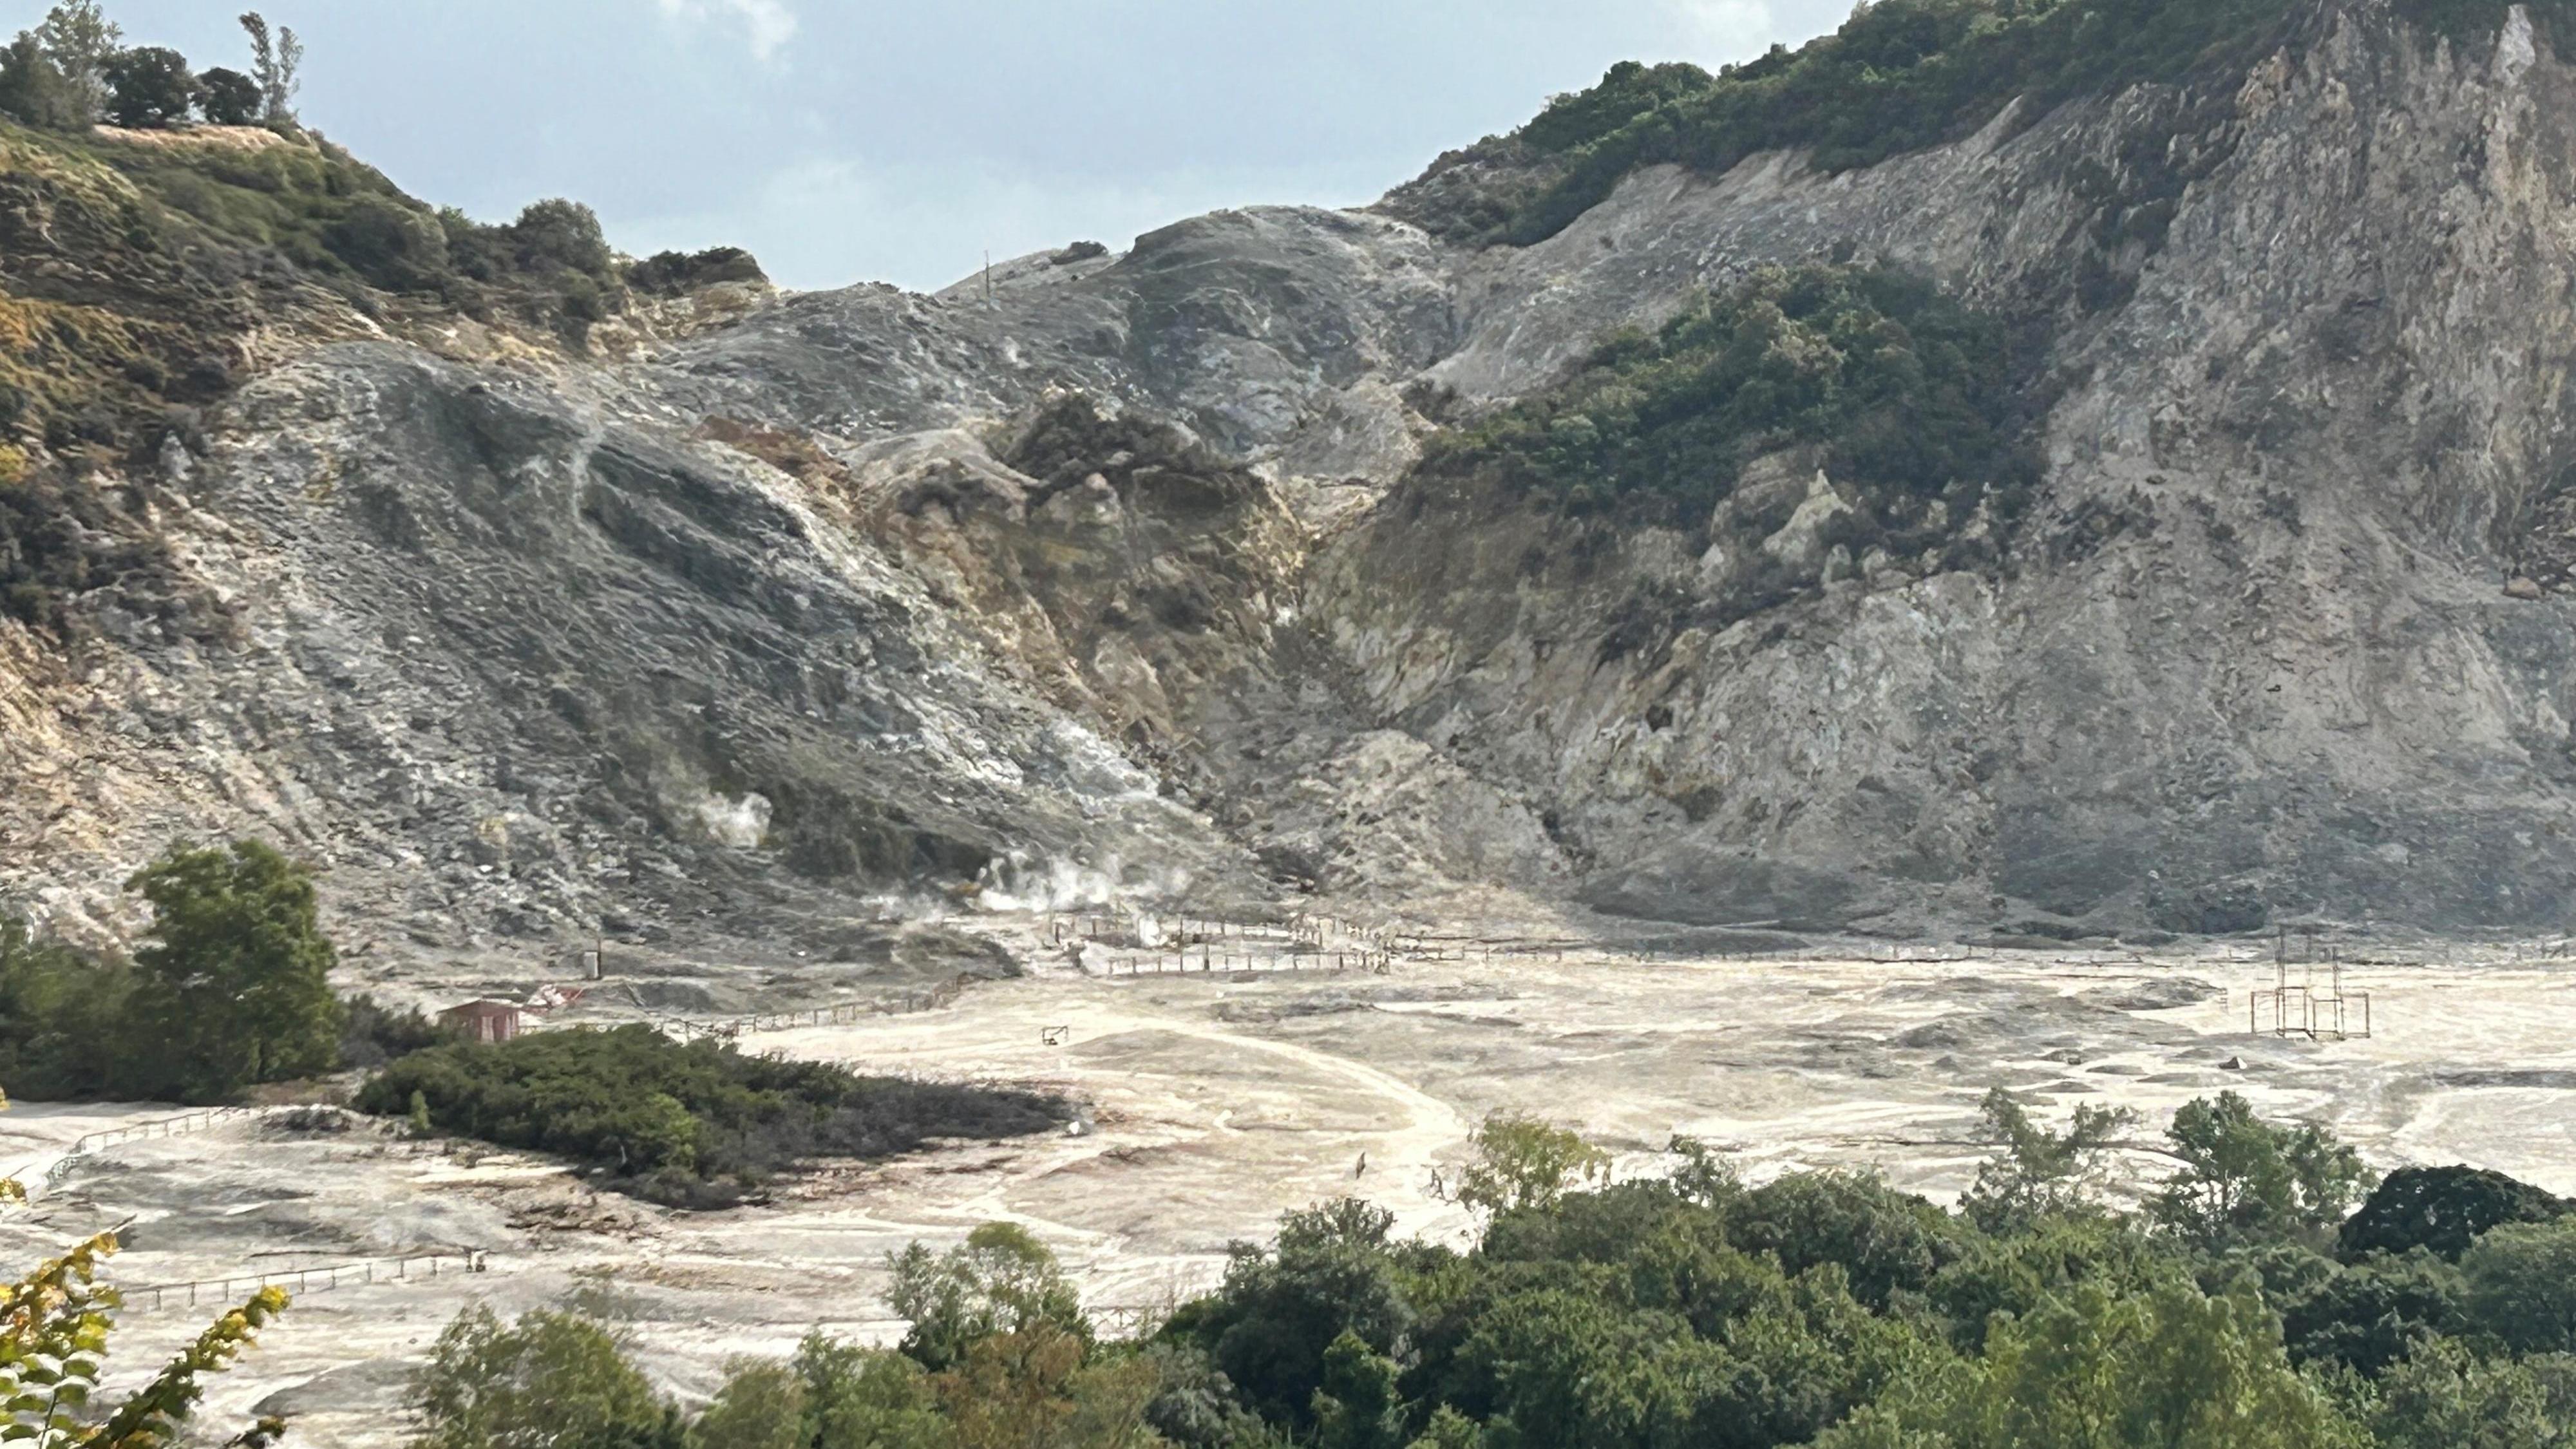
(1083, 948, 1390, 978)
(126, 1248, 494, 1313)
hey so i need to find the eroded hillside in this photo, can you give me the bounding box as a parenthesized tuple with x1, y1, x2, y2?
(8, 0, 2576, 956)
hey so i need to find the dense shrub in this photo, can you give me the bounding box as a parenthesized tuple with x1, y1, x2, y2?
(355, 1025, 1066, 1206)
(100, 46, 193, 128)
(625, 245, 766, 294)
(122, 839, 344, 1102)
(195, 66, 259, 126)
(0, 914, 137, 1099)
(337, 992, 446, 1070)
(0, 32, 80, 130)
(1423, 263, 2035, 524)
(0, 840, 344, 1104)
(380, 1097, 2576, 1449)
(412, 1307, 685, 1449)
(2338, 1164, 2570, 1261)
(1501, 0, 2307, 245)
(322, 194, 450, 290)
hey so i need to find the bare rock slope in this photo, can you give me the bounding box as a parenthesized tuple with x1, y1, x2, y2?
(10, 0, 2576, 947)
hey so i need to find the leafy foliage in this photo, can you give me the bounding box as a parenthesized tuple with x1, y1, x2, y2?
(890, 1223, 1093, 1373)
(99, 46, 192, 129)
(2148, 1090, 2374, 1247)
(1445, 1112, 1611, 1218)
(0, 914, 137, 1099)
(0, 33, 80, 131)
(356, 1025, 1066, 1206)
(194, 66, 258, 126)
(2338, 1164, 2570, 1262)
(383, 1097, 2576, 1449)
(1422, 264, 2034, 525)
(2361, 1337, 2576, 1449)
(2458, 1217, 2576, 1354)
(627, 247, 768, 295)
(124, 839, 344, 1103)
(413, 1306, 684, 1449)
(1176, 1199, 1416, 1430)
(0, 841, 343, 1103)
(1496, 0, 2313, 245)
(3, 1229, 288, 1449)
(1819, 1278, 2359, 1448)
(1960, 1088, 2136, 1232)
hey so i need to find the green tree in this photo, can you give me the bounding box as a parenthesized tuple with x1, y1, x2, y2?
(3, 1228, 290, 1449)
(2338, 1165, 2569, 1262)
(1448, 1112, 1610, 1218)
(1727, 1170, 1959, 1309)
(788, 1336, 951, 1449)
(507, 198, 615, 279)
(2459, 1217, 2576, 1354)
(124, 840, 344, 1102)
(100, 46, 193, 128)
(413, 1306, 682, 1449)
(1199, 1199, 1414, 1428)
(1959, 1088, 2134, 1233)
(2364, 1338, 2576, 1449)
(2275, 1249, 2459, 1375)
(889, 1223, 1090, 1374)
(0, 913, 137, 1099)
(33, 2, 118, 124)
(194, 66, 259, 125)
(1405, 1407, 1481, 1449)
(0, 32, 80, 129)
(1309, 1331, 1405, 1449)
(236, 13, 297, 123)
(1819, 1278, 2363, 1448)
(2148, 1093, 2372, 1248)
(692, 1361, 804, 1449)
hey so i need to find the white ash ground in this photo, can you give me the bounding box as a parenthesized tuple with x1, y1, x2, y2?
(4, 920, 2573, 1449)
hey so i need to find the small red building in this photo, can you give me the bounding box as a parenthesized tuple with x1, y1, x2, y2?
(439, 999, 523, 1044)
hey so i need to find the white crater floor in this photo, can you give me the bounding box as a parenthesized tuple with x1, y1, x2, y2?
(5, 923, 2573, 1449)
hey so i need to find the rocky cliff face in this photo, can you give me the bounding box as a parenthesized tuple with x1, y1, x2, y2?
(8, 0, 2576, 952)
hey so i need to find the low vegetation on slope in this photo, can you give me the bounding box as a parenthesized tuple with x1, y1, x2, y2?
(0, 840, 345, 1103)
(1419, 0, 2559, 249)
(356, 1025, 1070, 1207)
(1422, 263, 2038, 528)
(378, 1093, 2576, 1449)
(0, 3, 764, 646)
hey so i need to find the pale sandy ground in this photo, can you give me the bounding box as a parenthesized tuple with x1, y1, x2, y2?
(3, 919, 2572, 1448)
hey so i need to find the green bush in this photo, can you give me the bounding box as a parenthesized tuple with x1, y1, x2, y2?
(355, 1025, 1066, 1206)
(322, 194, 450, 290)
(0, 913, 137, 1099)
(889, 1222, 1093, 1373)
(2459, 1217, 2576, 1354)
(1501, 0, 2307, 245)
(100, 46, 193, 129)
(195, 66, 258, 126)
(0, 32, 79, 130)
(626, 246, 767, 294)
(413, 1307, 685, 1449)
(122, 839, 343, 1103)
(1421, 263, 2034, 525)
(2338, 1164, 2570, 1261)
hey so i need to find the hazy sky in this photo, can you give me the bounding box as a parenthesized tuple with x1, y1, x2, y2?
(57, 1, 1852, 293)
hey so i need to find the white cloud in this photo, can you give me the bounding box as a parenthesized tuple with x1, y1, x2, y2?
(655, 0, 799, 62)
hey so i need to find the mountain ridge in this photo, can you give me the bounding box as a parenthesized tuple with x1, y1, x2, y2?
(5, 0, 2575, 960)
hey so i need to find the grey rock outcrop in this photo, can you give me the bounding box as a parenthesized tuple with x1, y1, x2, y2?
(9, 0, 2576, 949)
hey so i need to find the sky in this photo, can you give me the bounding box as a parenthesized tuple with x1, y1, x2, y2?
(39, 1, 1855, 294)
